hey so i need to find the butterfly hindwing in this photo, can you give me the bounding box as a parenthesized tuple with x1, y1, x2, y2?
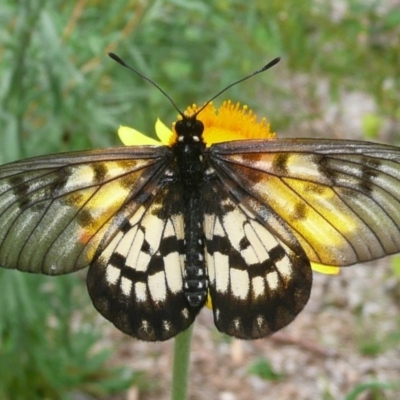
(203, 178, 312, 339)
(0, 147, 169, 274)
(87, 182, 202, 341)
(210, 138, 400, 267)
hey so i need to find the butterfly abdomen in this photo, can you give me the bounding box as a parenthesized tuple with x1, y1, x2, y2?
(173, 118, 208, 307)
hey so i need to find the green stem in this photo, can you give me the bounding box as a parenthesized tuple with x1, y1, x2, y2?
(171, 324, 194, 400)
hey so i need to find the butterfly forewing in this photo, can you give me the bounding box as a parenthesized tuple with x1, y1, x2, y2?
(210, 139, 400, 267)
(87, 182, 202, 341)
(203, 178, 312, 339)
(0, 147, 169, 274)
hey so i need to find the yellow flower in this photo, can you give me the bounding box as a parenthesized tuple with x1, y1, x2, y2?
(119, 100, 275, 147)
(118, 100, 340, 277)
(178, 100, 276, 146)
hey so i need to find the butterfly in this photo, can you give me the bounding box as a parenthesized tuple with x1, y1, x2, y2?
(1, 54, 400, 341)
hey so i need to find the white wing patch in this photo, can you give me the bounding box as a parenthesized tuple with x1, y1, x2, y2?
(205, 202, 295, 298)
(266, 271, 279, 291)
(148, 271, 167, 302)
(135, 281, 147, 302)
(252, 275, 265, 298)
(214, 252, 229, 293)
(100, 207, 185, 302)
(105, 264, 120, 285)
(165, 253, 185, 292)
(121, 276, 133, 297)
(230, 268, 250, 299)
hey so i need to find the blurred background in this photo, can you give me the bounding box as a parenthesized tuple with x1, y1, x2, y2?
(1, 1, 400, 399)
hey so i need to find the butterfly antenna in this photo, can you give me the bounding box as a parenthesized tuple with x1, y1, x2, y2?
(194, 57, 281, 117)
(108, 52, 184, 117)
(110, 52, 280, 119)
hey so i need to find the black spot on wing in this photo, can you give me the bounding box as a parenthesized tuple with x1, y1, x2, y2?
(269, 244, 286, 263)
(239, 236, 251, 250)
(316, 155, 338, 185)
(65, 192, 84, 206)
(292, 202, 307, 220)
(48, 168, 71, 195)
(124, 269, 147, 283)
(8, 175, 28, 193)
(93, 163, 108, 183)
(147, 254, 165, 275)
(205, 230, 230, 255)
(159, 236, 182, 256)
(77, 208, 95, 227)
(120, 217, 133, 233)
(272, 153, 289, 175)
(359, 159, 379, 193)
(109, 252, 126, 268)
(140, 237, 151, 255)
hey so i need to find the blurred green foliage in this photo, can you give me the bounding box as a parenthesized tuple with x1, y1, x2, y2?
(345, 381, 400, 400)
(0, 0, 399, 398)
(0, 272, 136, 400)
(247, 358, 284, 381)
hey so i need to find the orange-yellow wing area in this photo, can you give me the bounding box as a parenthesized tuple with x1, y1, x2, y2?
(210, 138, 400, 267)
(0, 147, 168, 274)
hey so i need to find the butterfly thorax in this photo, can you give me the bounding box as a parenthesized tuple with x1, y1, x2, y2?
(173, 117, 208, 307)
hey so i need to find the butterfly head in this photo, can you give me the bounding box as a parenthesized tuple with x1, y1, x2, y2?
(174, 114, 205, 144)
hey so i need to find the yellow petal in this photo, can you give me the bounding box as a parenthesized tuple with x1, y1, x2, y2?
(155, 118, 174, 145)
(118, 125, 161, 146)
(205, 291, 212, 309)
(311, 262, 340, 275)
